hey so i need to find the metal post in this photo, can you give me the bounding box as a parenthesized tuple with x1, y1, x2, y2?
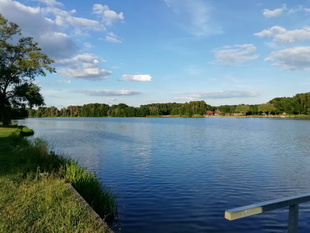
(288, 204, 299, 233)
(225, 193, 310, 232)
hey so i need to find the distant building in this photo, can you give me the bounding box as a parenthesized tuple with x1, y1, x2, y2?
(204, 110, 221, 117)
(205, 110, 213, 116)
(214, 110, 221, 116)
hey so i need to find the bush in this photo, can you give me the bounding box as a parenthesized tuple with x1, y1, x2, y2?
(19, 126, 34, 136)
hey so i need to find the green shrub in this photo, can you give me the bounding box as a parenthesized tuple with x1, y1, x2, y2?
(19, 125, 34, 136)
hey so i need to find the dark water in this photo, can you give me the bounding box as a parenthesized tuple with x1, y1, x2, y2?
(17, 117, 310, 233)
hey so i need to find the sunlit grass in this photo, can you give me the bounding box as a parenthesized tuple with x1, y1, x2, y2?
(0, 126, 116, 232)
(0, 176, 108, 233)
(64, 162, 117, 222)
(19, 125, 34, 136)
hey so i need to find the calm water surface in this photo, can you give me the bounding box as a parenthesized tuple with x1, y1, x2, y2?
(17, 117, 310, 233)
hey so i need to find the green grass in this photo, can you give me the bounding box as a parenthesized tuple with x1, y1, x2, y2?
(63, 162, 117, 222)
(146, 115, 163, 118)
(191, 114, 204, 118)
(0, 126, 116, 232)
(19, 125, 35, 136)
(0, 177, 108, 233)
(290, 114, 310, 119)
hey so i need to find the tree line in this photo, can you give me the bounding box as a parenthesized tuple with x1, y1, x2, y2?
(216, 92, 310, 116)
(28, 101, 212, 118)
(26, 92, 310, 118)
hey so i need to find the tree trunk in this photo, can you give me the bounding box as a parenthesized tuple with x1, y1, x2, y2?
(0, 102, 11, 126)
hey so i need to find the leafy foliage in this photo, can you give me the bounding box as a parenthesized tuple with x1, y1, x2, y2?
(258, 103, 275, 115)
(234, 104, 250, 115)
(0, 15, 54, 125)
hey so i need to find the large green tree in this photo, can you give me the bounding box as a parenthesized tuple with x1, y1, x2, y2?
(0, 15, 55, 125)
(235, 104, 250, 115)
(258, 103, 275, 115)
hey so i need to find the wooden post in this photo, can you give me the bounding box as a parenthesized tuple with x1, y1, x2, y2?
(288, 204, 298, 233)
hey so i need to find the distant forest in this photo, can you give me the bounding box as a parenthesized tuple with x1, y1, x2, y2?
(22, 92, 310, 118)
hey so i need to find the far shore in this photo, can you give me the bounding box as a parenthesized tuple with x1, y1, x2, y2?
(24, 114, 310, 119)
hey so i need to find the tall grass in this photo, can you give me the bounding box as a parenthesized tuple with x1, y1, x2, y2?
(64, 162, 117, 223)
(6, 133, 117, 223)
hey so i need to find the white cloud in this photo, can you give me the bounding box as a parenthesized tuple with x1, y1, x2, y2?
(175, 90, 260, 101)
(305, 8, 310, 13)
(56, 53, 100, 66)
(83, 42, 93, 50)
(39, 79, 71, 87)
(34, 0, 63, 7)
(265, 47, 310, 71)
(77, 89, 141, 96)
(254, 26, 286, 37)
(108, 97, 118, 102)
(263, 5, 286, 18)
(254, 26, 310, 43)
(105, 32, 122, 43)
(93, 4, 124, 26)
(121, 74, 152, 82)
(287, 5, 304, 15)
(43, 7, 104, 31)
(0, 0, 80, 59)
(174, 96, 195, 101)
(0, 0, 123, 61)
(198, 90, 260, 99)
(0, 0, 47, 33)
(57, 54, 111, 80)
(59, 68, 111, 80)
(213, 44, 258, 65)
(164, 0, 222, 37)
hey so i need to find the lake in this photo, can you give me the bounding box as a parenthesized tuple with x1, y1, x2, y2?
(17, 117, 310, 233)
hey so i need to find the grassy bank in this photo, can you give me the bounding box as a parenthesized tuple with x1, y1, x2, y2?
(289, 114, 310, 119)
(0, 126, 116, 232)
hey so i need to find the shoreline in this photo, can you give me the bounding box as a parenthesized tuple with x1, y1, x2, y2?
(25, 114, 310, 119)
(0, 125, 116, 232)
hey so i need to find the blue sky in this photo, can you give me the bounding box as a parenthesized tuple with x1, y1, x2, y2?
(1, 0, 310, 108)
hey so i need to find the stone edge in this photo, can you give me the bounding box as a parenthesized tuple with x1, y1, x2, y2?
(66, 183, 113, 233)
